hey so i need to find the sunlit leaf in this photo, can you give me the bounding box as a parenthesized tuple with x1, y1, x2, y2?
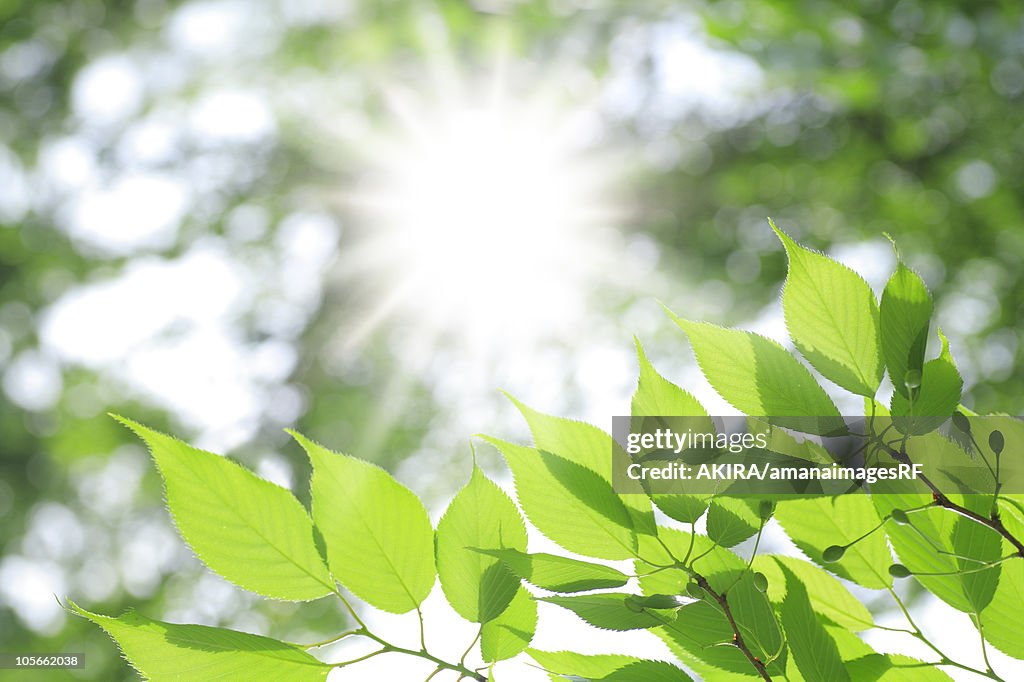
(774, 495, 892, 589)
(773, 220, 882, 396)
(436, 466, 527, 622)
(482, 436, 639, 560)
(293, 431, 435, 614)
(668, 315, 846, 436)
(69, 602, 331, 681)
(115, 418, 334, 601)
(481, 586, 536, 662)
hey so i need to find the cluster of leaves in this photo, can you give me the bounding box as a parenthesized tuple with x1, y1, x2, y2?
(74, 223, 1023, 680)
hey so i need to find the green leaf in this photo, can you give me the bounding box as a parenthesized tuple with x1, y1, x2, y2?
(482, 436, 639, 560)
(982, 555, 1024, 659)
(636, 528, 746, 596)
(506, 397, 655, 535)
(631, 340, 713, 524)
(874, 475, 1001, 613)
(669, 315, 846, 436)
(772, 219, 883, 396)
(751, 554, 874, 631)
(880, 262, 934, 399)
(891, 330, 962, 435)
(472, 548, 628, 592)
(631, 338, 710, 419)
(599, 661, 692, 681)
(774, 495, 892, 589)
(292, 431, 434, 614)
(846, 654, 953, 680)
(951, 515, 1001, 612)
(436, 466, 527, 623)
(69, 602, 331, 681)
(114, 418, 333, 601)
(776, 565, 849, 682)
(539, 593, 671, 631)
(481, 586, 536, 662)
(658, 571, 784, 678)
(706, 498, 761, 548)
(527, 649, 646, 678)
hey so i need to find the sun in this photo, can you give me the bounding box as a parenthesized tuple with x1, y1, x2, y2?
(338, 65, 620, 358)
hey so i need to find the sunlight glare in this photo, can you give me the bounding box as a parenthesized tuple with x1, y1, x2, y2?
(348, 81, 617, 355)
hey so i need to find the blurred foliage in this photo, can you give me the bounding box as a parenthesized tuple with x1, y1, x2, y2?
(0, 0, 1022, 679)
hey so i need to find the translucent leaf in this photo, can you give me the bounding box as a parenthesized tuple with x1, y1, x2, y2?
(772, 220, 883, 396)
(776, 565, 849, 682)
(482, 436, 639, 560)
(538, 593, 670, 631)
(706, 498, 760, 548)
(115, 418, 333, 601)
(526, 649, 646, 679)
(751, 554, 874, 631)
(69, 602, 331, 681)
(631, 338, 710, 419)
(669, 315, 846, 436)
(506, 397, 655, 535)
(472, 548, 628, 592)
(846, 654, 953, 680)
(292, 431, 435, 614)
(481, 586, 536, 662)
(657, 600, 752, 676)
(981, 555, 1024, 659)
(599, 660, 692, 681)
(636, 528, 745, 596)
(774, 495, 892, 589)
(890, 330, 962, 435)
(657, 570, 784, 678)
(631, 340, 712, 524)
(880, 262, 933, 399)
(436, 466, 527, 622)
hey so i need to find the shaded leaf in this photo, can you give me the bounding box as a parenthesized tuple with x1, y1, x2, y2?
(507, 397, 655, 535)
(752, 554, 873, 631)
(473, 548, 628, 592)
(706, 497, 761, 548)
(891, 331, 962, 435)
(776, 565, 849, 682)
(539, 593, 670, 631)
(880, 261, 933, 399)
(481, 586, 536, 662)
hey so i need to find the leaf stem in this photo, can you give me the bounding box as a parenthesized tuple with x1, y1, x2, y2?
(887, 587, 1005, 681)
(328, 587, 486, 681)
(301, 629, 362, 649)
(460, 627, 482, 667)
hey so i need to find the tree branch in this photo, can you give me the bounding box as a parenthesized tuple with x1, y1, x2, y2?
(692, 573, 773, 681)
(878, 442, 1024, 558)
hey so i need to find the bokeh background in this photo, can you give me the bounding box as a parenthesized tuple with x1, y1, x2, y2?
(1, 1, 1022, 680)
